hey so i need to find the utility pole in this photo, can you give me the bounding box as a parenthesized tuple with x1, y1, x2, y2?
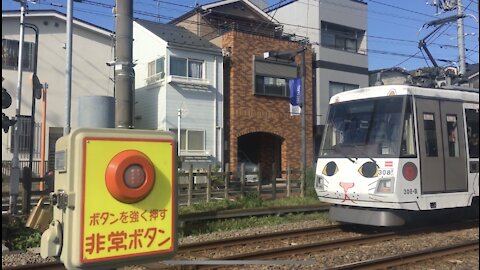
(10, 0, 27, 215)
(177, 109, 182, 156)
(64, 0, 73, 135)
(24, 22, 39, 215)
(114, 0, 134, 129)
(300, 46, 306, 198)
(456, 0, 466, 75)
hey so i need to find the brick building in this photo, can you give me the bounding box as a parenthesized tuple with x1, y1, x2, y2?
(222, 32, 313, 179)
(172, 0, 314, 179)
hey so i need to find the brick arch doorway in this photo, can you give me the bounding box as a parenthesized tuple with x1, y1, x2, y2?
(237, 132, 284, 182)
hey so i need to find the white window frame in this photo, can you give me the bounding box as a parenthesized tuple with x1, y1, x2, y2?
(169, 56, 204, 79)
(170, 128, 206, 155)
(146, 57, 165, 84)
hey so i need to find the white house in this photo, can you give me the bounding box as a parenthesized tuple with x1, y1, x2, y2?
(2, 10, 114, 173)
(132, 20, 224, 169)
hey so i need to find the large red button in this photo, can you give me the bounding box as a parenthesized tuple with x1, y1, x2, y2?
(105, 150, 155, 203)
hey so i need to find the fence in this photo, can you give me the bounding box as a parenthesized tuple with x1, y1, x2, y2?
(2, 160, 48, 179)
(2, 161, 305, 213)
(178, 163, 304, 206)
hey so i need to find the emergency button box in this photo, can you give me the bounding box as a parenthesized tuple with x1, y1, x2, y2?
(43, 128, 177, 270)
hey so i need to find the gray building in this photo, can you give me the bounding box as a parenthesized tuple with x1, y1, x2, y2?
(268, 0, 369, 155)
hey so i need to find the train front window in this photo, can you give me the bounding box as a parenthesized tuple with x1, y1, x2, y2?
(320, 96, 415, 158)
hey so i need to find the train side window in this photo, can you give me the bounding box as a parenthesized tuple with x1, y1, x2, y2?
(400, 97, 416, 157)
(423, 113, 438, 157)
(466, 109, 479, 158)
(446, 115, 459, 157)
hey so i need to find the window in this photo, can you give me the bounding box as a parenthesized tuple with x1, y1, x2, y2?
(423, 113, 438, 157)
(446, 115, 459, 157)
(321, 22, 364, 53)
(255, 75, 290, 97)
(329, 82, 359, 98)
(2, 39, 35, 71)
(170, 129, 205, 154)
(320, 96, 409, 158)
(170, 57, 203, 79)
(466, 109, 479, 158)
(400, 98, 416, 157)
(147, 57, 165, 84)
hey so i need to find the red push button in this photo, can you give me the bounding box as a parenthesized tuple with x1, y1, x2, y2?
(105, 150, 155, 203)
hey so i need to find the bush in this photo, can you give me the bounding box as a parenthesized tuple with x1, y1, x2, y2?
(305, 167, 317, 198)
(3, 216, 41, 251)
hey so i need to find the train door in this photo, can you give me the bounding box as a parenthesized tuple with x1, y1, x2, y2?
(416, 98, 467, 194)
(441, 101, 467, 192)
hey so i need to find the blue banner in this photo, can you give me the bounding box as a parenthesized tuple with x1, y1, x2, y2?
(289, 78, 302, 116)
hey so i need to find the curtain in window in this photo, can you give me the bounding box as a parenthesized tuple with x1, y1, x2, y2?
(187, 130, 204, 151)
(188, 61, 203, 78)
(148, 61, 155, 77)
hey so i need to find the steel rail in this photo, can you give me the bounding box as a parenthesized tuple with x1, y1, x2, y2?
(189, 220, 479, 270)
(201, 231, 398, 262)
(327, 239, 479, 270)
(178, 204, 329, 222)
(178, 224, 342, 252)
(2, 224, 341, 270)
(2, 261, 65, 270)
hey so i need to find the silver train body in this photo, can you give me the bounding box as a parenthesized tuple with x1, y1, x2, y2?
(315, 85, 479, 226)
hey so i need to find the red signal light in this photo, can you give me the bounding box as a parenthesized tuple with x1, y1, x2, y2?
(402, 162, 417, 181)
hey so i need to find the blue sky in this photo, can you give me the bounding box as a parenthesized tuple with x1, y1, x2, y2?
(3, 0, 479, 71)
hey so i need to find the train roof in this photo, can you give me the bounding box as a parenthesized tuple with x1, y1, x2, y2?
(330, 85, 479, 105)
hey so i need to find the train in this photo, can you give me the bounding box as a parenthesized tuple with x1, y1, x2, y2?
(314, 84, 479, 226)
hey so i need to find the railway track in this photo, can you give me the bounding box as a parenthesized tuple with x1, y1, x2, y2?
(159, 220, 479, 270)
(327, 239, 479, 270)
(2, 224, 342, 270)
(4, 220, 477, 270)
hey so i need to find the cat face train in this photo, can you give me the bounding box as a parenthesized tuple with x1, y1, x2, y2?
(315, 85, 479, 226)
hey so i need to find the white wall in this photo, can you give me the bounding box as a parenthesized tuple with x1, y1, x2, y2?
(133, 24, 224, 166)
(2, 14, 114, 160)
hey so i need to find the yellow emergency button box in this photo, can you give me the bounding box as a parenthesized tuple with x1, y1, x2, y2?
(40, 128, 177, 270)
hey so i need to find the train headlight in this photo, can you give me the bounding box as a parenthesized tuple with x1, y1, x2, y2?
(315, 175, 326, 191)
(375, 178, 395, 193)
(322, 161, 338, 176)
(358, 162, 378, 178)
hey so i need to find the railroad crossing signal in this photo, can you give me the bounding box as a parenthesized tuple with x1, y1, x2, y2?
(2, 81, 16, 133)
(40, 128, 177, 270)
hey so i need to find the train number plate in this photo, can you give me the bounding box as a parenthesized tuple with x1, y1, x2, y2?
(378, 168, 394, 177)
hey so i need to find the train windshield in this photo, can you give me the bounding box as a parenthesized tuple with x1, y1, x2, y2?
(320, 96, 416, 158)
